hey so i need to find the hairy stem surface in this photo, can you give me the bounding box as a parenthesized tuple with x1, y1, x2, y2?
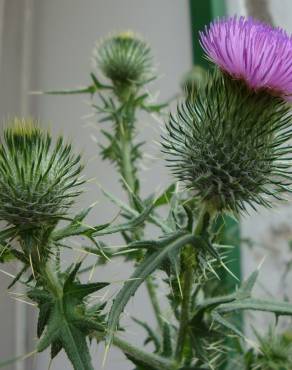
(175, 207, 212, 362)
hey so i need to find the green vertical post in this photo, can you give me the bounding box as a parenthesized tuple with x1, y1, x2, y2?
(189, 0, 242, 292)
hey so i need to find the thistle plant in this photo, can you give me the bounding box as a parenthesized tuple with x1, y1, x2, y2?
(1, 17, 292, 370)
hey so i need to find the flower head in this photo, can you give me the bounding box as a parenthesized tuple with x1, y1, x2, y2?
(95, 31, 153, 87)
(0, 119, 84, 231)
(200, 16, 292, 100)
(163, 72, 292, 213)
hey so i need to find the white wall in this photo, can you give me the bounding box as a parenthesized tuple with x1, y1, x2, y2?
(30, 1, 192, 369)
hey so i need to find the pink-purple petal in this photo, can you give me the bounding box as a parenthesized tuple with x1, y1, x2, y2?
(200, 16, 292, 100)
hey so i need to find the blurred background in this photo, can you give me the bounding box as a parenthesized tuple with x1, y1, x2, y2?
(0, 0, 292, 369)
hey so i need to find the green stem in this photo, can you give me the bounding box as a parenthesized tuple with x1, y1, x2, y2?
(117, 105, 164, 332)
(120, 126, 136, 200)
(175, 206, 212, 362)
(175, 245, 194, 361)
(146, 276, 164, 331)
(42, 262, 62, 298)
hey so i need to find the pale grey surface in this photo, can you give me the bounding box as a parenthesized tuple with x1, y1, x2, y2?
(0, 2, 33, 370)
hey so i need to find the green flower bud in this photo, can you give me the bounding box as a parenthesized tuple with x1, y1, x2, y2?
(163, 71, 292, 213)
(181, 65, 207, 93)
(95, 31, 153, 88)
(0, 119, 84, 232)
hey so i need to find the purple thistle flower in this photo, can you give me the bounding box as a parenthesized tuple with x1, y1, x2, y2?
(200, 16, 292, 100)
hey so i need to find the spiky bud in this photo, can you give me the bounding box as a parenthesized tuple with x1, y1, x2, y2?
(0, 119, 84, 233)
(95, 31, 153, 89)
(181, 65, 207, 93)
(163, 71, 292, 213)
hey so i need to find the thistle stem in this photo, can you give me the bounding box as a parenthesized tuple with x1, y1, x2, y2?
(42, 262, 62, 298)
(119, 125, 136, 202)
(117, 105, 164, 332)
(146, 276, 164, 331)
(175, 206, 212, 362)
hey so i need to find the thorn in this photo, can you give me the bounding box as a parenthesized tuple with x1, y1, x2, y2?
(29, 254, 36, 279)
(102, 343, 110, 368)
(0, 243, 10, 257)
(0, 349, 37, 368)
(220, 261, 239, 281)
(36, 245, 41, 261)
(0, 268, 15, 278)
(257, 255, 266, 270)
(112, 248, 139, 256)
(12, 297, 36, 307)
(48, 358, 53, 370)
(88, 261, 98, 282)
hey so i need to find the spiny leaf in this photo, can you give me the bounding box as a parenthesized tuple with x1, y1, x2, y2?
(92, 202, 154, 237)
(235, 268, 259, 299)
(211, 311, 245, 339)
(161, 322, 173, 357)
(132, 317, 161, 352)
(106, 232, 196, 346)
(60, 324, 93, 370)
(41, 85, 96, 95)
(153, 184, 175, 207)
(217, 298, 292, 316)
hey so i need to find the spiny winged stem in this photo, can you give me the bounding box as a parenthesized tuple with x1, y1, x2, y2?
(115, 90, 164, 331)
(41, 261, 63, 299)
(175, 206, 213, 362)
(118, 117, 137, 201)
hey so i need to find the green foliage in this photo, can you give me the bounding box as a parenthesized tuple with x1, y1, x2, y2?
(107, 232, 197, 345)
(163, 69, 292, 213)
(252, 329, 292, 370)
(28, 262, 107, 370)
(2, 24, 292, 370)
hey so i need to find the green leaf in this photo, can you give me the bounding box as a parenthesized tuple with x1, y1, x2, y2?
(42, 85, 97, 95)
(141, 102, 168, 113)
(196, 269, 261, 313)
(7, 265, 28, 289)
(133, 318, 161, 352)
(60, 324, 93, 370)
(161, 322, 173, 357)
(92, 202, 154, 237)
(235, 268, 259, 300)
(51, 340, 62, 359)
(153, 184, 175, 207)
(53, 194, 155, 242)
(106, 232, 196, 346)
(65, 281, 108, 300)
(37, 301, 52, 337)
(124, 354, 156, 370)
(0, 226, 18, 240)
(211, 311, 245, 339)
(217, 298, 292, 316)
(33, 263, 107, 370)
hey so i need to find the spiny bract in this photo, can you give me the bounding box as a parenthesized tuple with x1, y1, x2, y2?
(0, 119, 84, 230)
(95, 31, 153, 86)
(163, 71, 292, 213)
